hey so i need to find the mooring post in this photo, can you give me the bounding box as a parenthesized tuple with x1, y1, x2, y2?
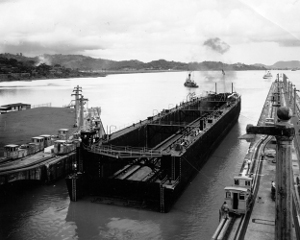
(246, 106, 294, 240)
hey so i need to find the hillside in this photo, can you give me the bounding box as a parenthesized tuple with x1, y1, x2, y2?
(270, 61, 300, 69)
(254, 60, 300, 69)
(42, 54, 266, 71)
(0, 53, 106, 81)
(0, 53, 271, 75)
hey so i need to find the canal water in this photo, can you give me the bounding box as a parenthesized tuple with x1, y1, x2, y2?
(0, 70, 299, 240)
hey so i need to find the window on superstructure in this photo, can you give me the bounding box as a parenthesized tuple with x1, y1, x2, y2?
(234, 179, 239, 185)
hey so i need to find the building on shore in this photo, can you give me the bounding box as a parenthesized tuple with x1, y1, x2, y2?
(0, 103, 31, 114)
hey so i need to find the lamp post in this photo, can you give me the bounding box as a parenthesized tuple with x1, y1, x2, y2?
(245, 106, 294, 240)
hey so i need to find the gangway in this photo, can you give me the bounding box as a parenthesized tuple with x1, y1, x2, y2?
(85, 144, 163, 159)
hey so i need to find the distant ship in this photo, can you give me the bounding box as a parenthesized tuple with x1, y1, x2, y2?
(263, 71, 272, 79)
(184, 72, 198, 88)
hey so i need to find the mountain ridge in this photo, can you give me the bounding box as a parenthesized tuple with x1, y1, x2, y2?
(1, 53, 300, 71)
(253, 60, 300, 69)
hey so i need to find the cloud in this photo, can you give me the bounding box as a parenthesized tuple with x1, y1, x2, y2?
(203, 38, 230, 54)
(1, 39, 105, 56)
(279, 39, 300, 47)
(0, 0, 299, 64)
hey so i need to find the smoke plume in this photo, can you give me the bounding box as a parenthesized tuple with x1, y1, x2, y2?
(203, 38, 230, 54)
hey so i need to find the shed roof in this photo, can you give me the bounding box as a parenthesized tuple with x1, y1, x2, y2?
(1, 103, 31, 107)
(224, 186, 249, 192)
(5, 144, 19, 148)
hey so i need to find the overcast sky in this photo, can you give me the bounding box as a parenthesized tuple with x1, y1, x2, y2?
(1, 0, 300, 65)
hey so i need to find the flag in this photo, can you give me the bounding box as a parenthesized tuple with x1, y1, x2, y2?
(222, 69, 225, 75)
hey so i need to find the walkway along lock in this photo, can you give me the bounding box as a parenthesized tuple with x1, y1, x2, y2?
(246, 106, 294, 240)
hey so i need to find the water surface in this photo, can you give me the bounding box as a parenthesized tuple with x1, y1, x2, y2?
(0, 70, 298, 240)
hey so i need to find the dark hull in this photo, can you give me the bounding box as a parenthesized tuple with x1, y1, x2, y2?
(66, 93, 241, 212)
(184, 82, 198, 88)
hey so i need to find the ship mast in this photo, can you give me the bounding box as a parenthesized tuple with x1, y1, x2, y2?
(79, 95, 88, 130)
(71, 85, 82, 127)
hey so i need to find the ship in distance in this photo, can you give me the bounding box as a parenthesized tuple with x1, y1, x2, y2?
(184, 72, 198, 88)
(263, 70, 273, 79)
(66, 77, 241, 213)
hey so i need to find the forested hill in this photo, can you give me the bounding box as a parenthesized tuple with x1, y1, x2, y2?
(43, 54, 266, 71)
(0, 53, 268, 72)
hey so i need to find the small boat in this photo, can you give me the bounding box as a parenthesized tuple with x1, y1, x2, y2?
(263, 71, 272, 79)
(184, 72, 198, 88)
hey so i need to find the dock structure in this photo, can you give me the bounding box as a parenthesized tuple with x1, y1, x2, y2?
(212, 74, 300, 240)
(0, 86, 101, 186)
(244, 74, 300, 240)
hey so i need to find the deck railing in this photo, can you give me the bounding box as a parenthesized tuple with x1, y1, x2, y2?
(85, 144, 162, 159)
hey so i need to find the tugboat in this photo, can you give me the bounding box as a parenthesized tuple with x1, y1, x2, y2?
(263, 70, 272, 79)
(184, 72, 198, 88)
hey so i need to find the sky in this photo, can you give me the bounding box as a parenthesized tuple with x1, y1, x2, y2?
(1, 0, 300, 65)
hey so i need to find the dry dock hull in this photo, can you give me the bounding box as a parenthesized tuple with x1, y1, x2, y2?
(66, 93, 241, 212)
(162, 101, 240, 212)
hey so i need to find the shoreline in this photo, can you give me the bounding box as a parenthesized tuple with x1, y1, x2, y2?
(0, 69, 184, 83)
(0, 69, 268, 83)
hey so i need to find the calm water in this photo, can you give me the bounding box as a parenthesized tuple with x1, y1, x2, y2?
(0, 70, 299, 240)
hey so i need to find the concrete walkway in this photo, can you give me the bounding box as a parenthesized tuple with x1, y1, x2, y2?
(244, 80, 298, 239)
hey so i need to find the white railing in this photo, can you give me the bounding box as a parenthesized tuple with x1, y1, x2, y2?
(31, 103, 52, 108)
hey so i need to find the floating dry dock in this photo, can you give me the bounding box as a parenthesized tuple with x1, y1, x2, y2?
(66, 90, 241, 212)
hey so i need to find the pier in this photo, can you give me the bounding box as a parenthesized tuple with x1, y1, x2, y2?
(0, 86, 98, 186)
(212, 74, 300, 240)
(0, 151, 76, 184)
